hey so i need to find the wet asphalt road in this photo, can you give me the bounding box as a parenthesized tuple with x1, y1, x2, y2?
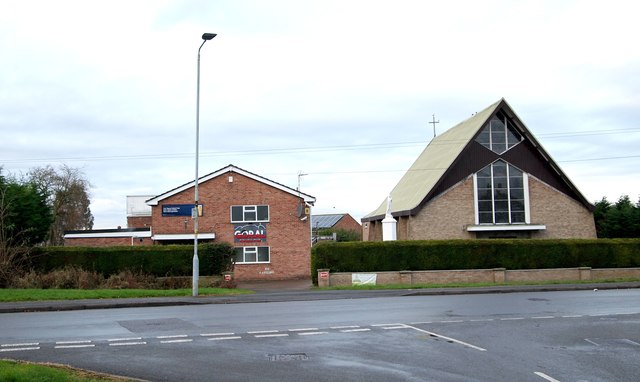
(1, 289, 639, 381)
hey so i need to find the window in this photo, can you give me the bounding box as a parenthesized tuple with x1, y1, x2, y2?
(475, 160, 528, 224)
(231, 205, 269, 223)
(234, 246, 270, 264)
(475, 112, 522, 154)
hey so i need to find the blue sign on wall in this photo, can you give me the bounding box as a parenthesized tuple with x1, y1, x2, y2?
(162, 204, 202, 217)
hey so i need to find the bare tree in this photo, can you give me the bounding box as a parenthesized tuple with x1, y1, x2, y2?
(26, 165, 94, 245)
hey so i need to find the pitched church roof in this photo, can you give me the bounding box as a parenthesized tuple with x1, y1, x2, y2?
(363, 98, 593, 222)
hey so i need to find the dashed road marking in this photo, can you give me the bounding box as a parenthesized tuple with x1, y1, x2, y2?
(108, 337, 142, 342)
(109, 342, 147, 347)
(297, 331, 328, 336)
(55, 344, 95, 349)
(0, 346, 40, 352)
(1, 342, 39, 347)
(500, 317, 525, 321)
(534, 371, 561, 382)
(248, 330, 279, 334)
(160, 339, 193, 344)
(208, 336, 242, 341)
(156, 335, 188, 339)
(532, 316, 555, 319)
(330, 325, 360, 329)
(254, 333, 289, 338)
(201, 332, 235, 337)
(288, 328, 319, 332)
(56, 340, 92, 344)
(340, 328, 371, 333)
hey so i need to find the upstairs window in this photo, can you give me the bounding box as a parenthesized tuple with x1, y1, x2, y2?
(231, 205, 269, 223)
(475, 112, 522, 154)
(475, 160, 528, 224)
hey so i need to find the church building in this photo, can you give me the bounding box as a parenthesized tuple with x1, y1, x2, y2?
(362, 99, 596, 240)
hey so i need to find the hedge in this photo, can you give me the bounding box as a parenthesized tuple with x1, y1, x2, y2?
(28, 243, 235, 277)
(311, 239, 640, 284)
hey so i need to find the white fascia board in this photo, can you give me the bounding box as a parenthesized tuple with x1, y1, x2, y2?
(152, 233, 216, 241)
(64, 231, 153, 239)
(466, 224, 546, 232)
(146, 165, 315, 206)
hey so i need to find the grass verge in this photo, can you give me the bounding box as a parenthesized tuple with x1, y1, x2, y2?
(319, 278, 640, 290)
(0, 359, 135, 381)
(0, 288, 252, 302)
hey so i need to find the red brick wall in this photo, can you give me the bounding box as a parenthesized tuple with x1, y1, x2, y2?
(334, 214, 362, 234)
(150, 172, 312, 280)
(127, 216, 152, 228)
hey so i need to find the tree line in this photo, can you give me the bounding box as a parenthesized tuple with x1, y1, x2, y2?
(0, 165, 93, 247)
(594, 195, 640, 238)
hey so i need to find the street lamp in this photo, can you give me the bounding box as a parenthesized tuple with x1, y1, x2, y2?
(193, 32, 216, 297)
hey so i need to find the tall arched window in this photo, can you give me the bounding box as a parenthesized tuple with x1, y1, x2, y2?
(475, 160, 528, 224)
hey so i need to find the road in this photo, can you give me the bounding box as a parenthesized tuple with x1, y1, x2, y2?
(1, 289, 639, 381)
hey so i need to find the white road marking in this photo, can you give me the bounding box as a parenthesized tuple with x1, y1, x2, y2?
(500, 317, 525, 321)
(439, 320, 464, 323)
(56, 340, 92, 344)
(621, 339, 640, 346)
(584, 338, 600, 346)
(297, 332, 328, 336)
(532, 316, 555, 319)
(330, 325, 360, 329)
(340, 328, 371, 333)
(405, 325, 487, 352)
(160, 339, 193, 344)
(55, 344, 95, 349)
(561, 315, 583, 318)
(288, 328, 319, 332)
(382, 326, 409, 330)
(156, 334, 188, 339)
(534, 371, 561, 382)
(371, 323, 404, 327)
(109, 342, 147, 347)
(469, 319, 494, 322)
(0, 347, 40, 352)
(208, 336, 242, 341)
(2, 342, 39, 347)
(254, 333, 289, 338)
(201, 333, 235, 337)
(409, 321, 433, 325)
(248, 330, 279, 334)
(107, 337, 142, 342)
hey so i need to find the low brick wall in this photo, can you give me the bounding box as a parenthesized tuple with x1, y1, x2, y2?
(317, 267, 640, 287)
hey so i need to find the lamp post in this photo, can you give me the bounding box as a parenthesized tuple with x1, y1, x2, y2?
(193, 32, 216, 297)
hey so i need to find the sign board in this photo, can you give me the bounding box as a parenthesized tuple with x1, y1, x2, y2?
(319, 271, 329, 279)
(162, 204, 202, 217)
(234, 223, 267, 243)
(352, 273, 377, 285)
(224, 274, 231, 281)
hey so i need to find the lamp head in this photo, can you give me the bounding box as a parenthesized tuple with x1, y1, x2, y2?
(202, 33, 217, 40)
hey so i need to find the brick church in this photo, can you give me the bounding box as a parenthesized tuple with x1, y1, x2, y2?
(362, 98, 597, 240)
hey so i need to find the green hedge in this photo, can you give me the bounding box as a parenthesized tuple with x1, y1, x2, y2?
(311, 239, 640, 284)
(28, 243, 235, 277)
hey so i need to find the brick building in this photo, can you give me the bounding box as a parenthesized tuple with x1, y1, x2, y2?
(362, 99, 597, 240)
(64, 165, 316, 280)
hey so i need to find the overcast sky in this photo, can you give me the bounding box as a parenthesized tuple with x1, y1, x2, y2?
(1, 0, 639, 229)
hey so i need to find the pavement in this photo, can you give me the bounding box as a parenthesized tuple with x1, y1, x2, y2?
(2, 280, 640, 314)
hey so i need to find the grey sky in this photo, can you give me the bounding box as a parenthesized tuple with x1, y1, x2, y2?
(1, 0, 639, 228)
